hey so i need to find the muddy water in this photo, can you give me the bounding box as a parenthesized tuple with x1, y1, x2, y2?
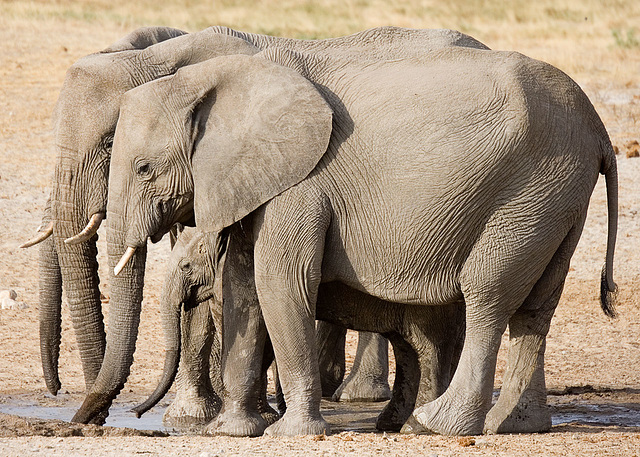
(0, 396, 383, 433)
(0, 394, 169, 432)
(1, 391, 639, 433)
(552, 403, 640, 428)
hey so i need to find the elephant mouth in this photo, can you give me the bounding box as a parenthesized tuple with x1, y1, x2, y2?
(194, 286, 215, 304)
(150, 230, 167, 244)
(142, 197, 195, 246)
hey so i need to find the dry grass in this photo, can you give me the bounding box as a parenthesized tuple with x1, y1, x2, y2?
(2, 0, 639, 49)
(1, 1, 638, 106)
(0, 0, 638, 147)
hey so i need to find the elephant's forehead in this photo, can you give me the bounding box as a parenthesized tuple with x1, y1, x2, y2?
(168, 240, 191, 261)
(177, 228, 203, 250)
(117, 96, 171, 145)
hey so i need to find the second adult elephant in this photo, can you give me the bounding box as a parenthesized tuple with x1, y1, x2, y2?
(76, 46, 617, 435)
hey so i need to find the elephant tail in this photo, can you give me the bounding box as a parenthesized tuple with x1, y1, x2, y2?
(599, 141, 618, 318)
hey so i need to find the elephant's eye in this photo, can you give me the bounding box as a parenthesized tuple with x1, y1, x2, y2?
(179, 260, 192, 272)
(136, 160, 151, 177)
(104, 135, 113, 149)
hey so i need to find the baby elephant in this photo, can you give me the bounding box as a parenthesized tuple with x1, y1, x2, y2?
(135, 227, 463, 432)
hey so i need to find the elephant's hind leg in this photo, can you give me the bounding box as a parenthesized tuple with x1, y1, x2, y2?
(332, 332, 392, 402)
(412, 219, 568, 435)
(484, 218, 585, 434)
(316, 321, 347, 397)
(376, 333, 420, 432)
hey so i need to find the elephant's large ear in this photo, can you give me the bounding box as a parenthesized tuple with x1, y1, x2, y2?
(172, 54, 333, 232)
(101, 27, 187, 53)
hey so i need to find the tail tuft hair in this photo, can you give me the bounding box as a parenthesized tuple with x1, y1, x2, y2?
(600, 264, 618, 319)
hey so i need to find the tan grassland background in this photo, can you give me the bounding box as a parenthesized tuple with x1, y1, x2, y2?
(0, 0, 639, 455)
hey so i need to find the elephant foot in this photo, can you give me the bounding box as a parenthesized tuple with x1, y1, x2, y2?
(162, 393, 221, 428)
(259, 403, 280, 426)
(332, 376, 391, 402)
(88, 409, 109, 426)
(264, 412, 330, 437)
(399, 414, 433, 435)
(375, 401, 411, 432)
(204, 408, 267, 437)
(412, 393, 486, 436)
(483, 392, 551, 434)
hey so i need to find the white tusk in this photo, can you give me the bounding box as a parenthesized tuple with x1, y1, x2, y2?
(20, 222, 54, 248)
(64, 213, 105, 245)
(114, 246, 137, 276)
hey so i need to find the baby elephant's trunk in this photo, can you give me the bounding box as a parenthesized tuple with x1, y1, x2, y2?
(131, 305, 182, 418)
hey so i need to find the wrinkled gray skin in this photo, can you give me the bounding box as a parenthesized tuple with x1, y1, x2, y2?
(137, 227, 464, 432)
(94, 44, 618, 437)
(32, 25, 456, 424)
(56, 26, 489, 425)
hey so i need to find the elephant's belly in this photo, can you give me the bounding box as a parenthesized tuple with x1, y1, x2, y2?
(320, 242, 463, 308)
(315, 282, 406, 334)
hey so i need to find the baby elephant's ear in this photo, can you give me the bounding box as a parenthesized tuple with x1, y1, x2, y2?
(179, 54, 333, 232)
(200, 229, 230, 305)
(201, 229, 229, 278)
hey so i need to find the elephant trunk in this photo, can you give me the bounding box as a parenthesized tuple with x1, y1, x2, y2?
(132, 289, 183, 418)
(44, 156, 107, 392)
(38, 234, 63, 395)
(71, 206, 147, 424)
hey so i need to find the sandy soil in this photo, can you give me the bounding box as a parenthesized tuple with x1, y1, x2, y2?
(0, 14, 639, 457)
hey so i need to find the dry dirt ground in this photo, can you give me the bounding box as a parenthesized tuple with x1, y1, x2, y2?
(1, 9, 639, 457)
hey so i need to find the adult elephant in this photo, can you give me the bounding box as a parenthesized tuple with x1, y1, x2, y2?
(73, 44, 617, 436)
(26, 25, 187, 397)
(28, 26, 488, 423)
(133, 227, 463, 432)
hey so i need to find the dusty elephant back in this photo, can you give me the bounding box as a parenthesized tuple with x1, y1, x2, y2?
(268, 47, 612, 306)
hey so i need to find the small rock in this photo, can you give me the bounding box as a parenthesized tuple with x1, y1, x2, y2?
(0, 289, 17, 301)
(199, 451, 223, 457)
(1, 297, 29, 310)
(474, 438, 492, 447)
(382, 431, 398, 441)
(457, 436, 476, 447)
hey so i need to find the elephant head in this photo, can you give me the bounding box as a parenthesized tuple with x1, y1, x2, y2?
(24, 28, 261, 400)
(132, 227, 226, 418)
(31, 27, 187, 396)
(71, 53, 333, 423)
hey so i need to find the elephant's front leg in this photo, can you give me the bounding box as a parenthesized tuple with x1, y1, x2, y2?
(163, 298, 221, 428)
(205, 230, 271, 437)
(253, 192, 331, 437)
